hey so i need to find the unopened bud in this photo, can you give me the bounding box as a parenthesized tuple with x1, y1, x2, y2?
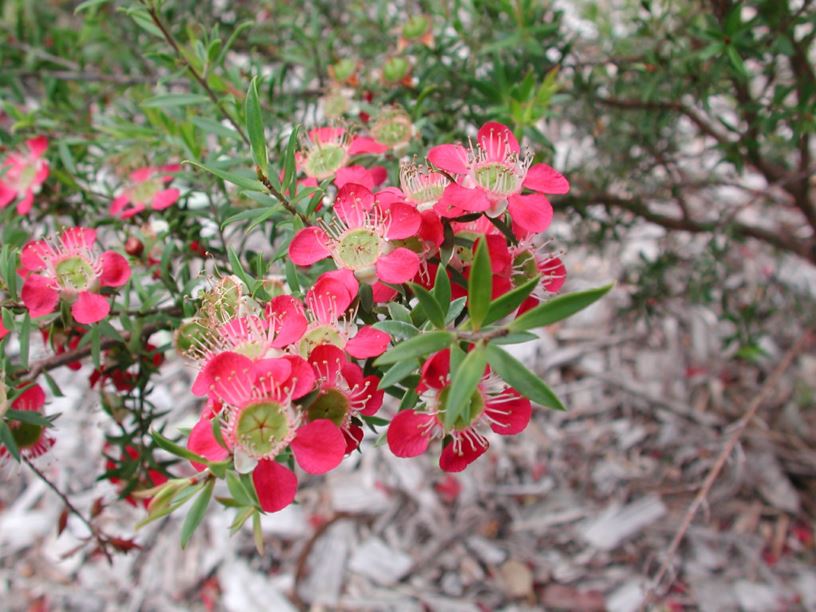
(124, 237, 144, 257)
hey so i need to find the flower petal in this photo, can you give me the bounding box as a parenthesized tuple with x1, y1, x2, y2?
(99, 251, 131, 287)
(348, 136, 389, 156)
(60, 227, 97, 251)
(419, 349, 450, 391)
(187, 417, 229, 472)
(346, 325, 390, 359)
(507, 193, 553, 233)
(335, 165, 377, 190)
(435, 183, 490, 217)
(282, 355, 317, 400)
(439, 439, 488, 472)
(289, 227, 331, 266)
(387, 410, 433, 458)
(72, 291, 110, 325)
(21, 275, 59, 318)
(20, 240, 55, 273)
(334, 182, 375, 227)
(16, 190, 34, 215)
(252, 459, 298, 513)
(382, 201, 421, 240)
(0, 181, 17, 208)
(375, 247, 420, 284)
(487, 392, 531, 435)
(523, 163, 570, 195)
(477, 121, 519, 158)
(26, 136, 48, 158)
(266, 295, 308, 348)
(427, 143, 469, 175)
(204, 351, 254, 405)
(151, 188, 180, 211)
(306, 276, 353, 324)
(308, 343, 346, 386)
(291, 419, 346, 474)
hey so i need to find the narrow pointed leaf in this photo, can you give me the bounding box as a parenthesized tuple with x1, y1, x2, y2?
(468, 239, 492, 330)
(374, 331, 454, 366)
(486, 343, 565, 410)
(509, 283, 613, 332)
(444, 343, 487, 429)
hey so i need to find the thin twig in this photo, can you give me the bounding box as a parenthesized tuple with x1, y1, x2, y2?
(20, 319, 175, 381)
(23, 457, 114, 564)
(256, 166, 311, 225)
(144, 4, 249, 145)
(641, 332, 812, 608)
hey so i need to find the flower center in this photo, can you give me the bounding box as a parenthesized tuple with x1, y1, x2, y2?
(336, 228, 380, 270)
(373, 116, 411, 148)
(305, 388, 350, 426)
(304, 145, 346, 179)
(299, 325, 345, 357)
(233, 340, 265, 360)
(403, 15, 431, 40)
(439, 386, 486, 431)
(55, 256, 95, 291)
(512, 250, 540, 286)
(234, 401, 291, 458)
(131, 178, 162, 205)
(16, 164, 37, 191)
(11, 422, 45, 450)
(474, 162, 519, 196)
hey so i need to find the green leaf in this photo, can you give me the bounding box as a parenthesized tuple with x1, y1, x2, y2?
(445, 297, 467, 324)
(252, 511, 265, 555)
(443, 343, 487, 429)
(484, 276, 540, 326)
(373, 320, 418, 339)
(180, 479, 214, 548)
(409, 283, 446, 328)
(374, 331, 454, 366)
(226, 471, 256, 507)
(509, 283, 613, 332)
(184, 160, 265, 192)
(378, 359, 419, 389)
(468, 239, 492, 330)
(387, 302, 412, 324)
(142, 93, 211, 109)
(0, 422, 20, 462)
(74, 0, 111, 13)
(18, 312, 30, 369)
(245, 77, 268, 171)
(151, 430, 210, 465)
(432, 265, 451, 311)
(485, 344, 565, 410)
(6, 409, 52, 427)
(491, 331, 539, 345)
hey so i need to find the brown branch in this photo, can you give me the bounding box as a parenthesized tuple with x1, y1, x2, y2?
(641, 332, 812, 608)
(20, 319, 175, 381)
(567, 189, 816, 265)
(145, 4, 249, 146)
(24, 457, 114, 564)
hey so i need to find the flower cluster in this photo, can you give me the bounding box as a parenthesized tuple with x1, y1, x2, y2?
(166, 120, 573, 513)
(0, 136, 49, 215)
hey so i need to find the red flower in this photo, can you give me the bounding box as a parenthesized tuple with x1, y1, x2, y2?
(289, 183, 421, 285)
(386, 349, 531, 472)
(427, 121, 569, 231)
(0, 136, 49, 215)
(306, 344, 384, 452)
(0, 384, 55, 461)
(20, 227, 131, 324)
(188, 352, 344, 513)
(110, 165, 181, 219)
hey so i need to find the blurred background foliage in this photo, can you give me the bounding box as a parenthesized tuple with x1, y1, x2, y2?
(1, 0, 814, 359)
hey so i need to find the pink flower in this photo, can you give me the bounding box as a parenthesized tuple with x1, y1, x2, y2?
(386, 349, 532, 472)
(288, 183, 422, 285)
(20, 227, 131, 325)
(427, 121, 569, 231)
(398, 162, 450, 212)
(285, 270, 392, 359)
(188, 351, 344, 513)
(298, 127, 387, 181)
(0, 384, 55, 461)
(110, 165, 181, 219)
(190, 297, 309, 400)
(306, 344, 384, 452)
(0, 136, 49, 215)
